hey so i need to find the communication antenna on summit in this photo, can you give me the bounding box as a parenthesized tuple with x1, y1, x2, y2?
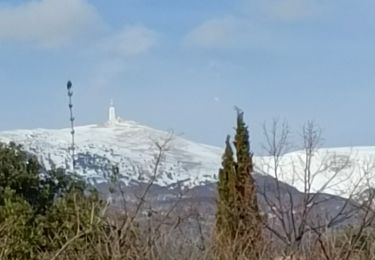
(67, 81, 76, 171)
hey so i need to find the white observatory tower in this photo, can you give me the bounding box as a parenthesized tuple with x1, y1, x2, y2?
(109, 100, 116, 122)
(108, 99, 119, 125)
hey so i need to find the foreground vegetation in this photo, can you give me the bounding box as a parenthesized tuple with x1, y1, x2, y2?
(2, 111, 375, 259)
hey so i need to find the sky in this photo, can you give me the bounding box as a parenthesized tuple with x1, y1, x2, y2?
(0, 0, 375, 153)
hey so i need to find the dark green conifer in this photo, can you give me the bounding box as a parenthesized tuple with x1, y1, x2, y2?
(215, 109, 263, 259)
(216, 135, 236, 237)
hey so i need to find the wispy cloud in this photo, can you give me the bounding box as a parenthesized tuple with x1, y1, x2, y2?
(0, 0, 101, 48)
(184, 0, 326, 51)
(184, 16, 269, 50)
(264, 0, 319, 22)
(88, 59, 126, 92)
(184, 17, 240, 49)
(86, 25, 158, 91)
(99, 25, 158, 57)
(241, 0, 323, 22)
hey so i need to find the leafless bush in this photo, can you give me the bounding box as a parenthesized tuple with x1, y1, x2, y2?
(258, 119, 375, 259)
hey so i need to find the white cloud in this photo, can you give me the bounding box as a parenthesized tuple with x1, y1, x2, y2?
(184, 16, 269, 50)
(0, 0, 101, 48)
(100, 25, 158, 57)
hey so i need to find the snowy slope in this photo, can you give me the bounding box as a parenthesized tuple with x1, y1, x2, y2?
(257, 147, 375, 198)
(0, 119, 375, 198)
(0, 120, 223, 187)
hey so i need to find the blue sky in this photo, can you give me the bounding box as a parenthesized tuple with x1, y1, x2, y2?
(0, 0, 375, 152)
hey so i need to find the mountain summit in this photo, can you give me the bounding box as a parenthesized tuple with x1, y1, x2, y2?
(0, 103, 223, 187)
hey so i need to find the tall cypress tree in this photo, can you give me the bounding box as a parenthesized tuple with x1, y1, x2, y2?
(215, 109, 263, 258)
(234, 109, 262, 256)
(216, 135, 236, 237)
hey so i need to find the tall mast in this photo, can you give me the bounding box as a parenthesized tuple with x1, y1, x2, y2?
(67, 81, 76, 171)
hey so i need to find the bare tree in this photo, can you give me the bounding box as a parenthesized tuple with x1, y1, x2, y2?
(258, 119, 372, 259)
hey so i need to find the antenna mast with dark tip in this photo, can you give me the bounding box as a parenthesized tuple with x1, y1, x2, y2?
(67, 80, 76, 171)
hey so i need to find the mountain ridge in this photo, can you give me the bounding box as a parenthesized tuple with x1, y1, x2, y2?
(1, 119, 375, 198)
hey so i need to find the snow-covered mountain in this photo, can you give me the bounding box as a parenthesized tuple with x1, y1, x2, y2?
(0, 120, 223, 188)
(0, 105, 374, 198)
